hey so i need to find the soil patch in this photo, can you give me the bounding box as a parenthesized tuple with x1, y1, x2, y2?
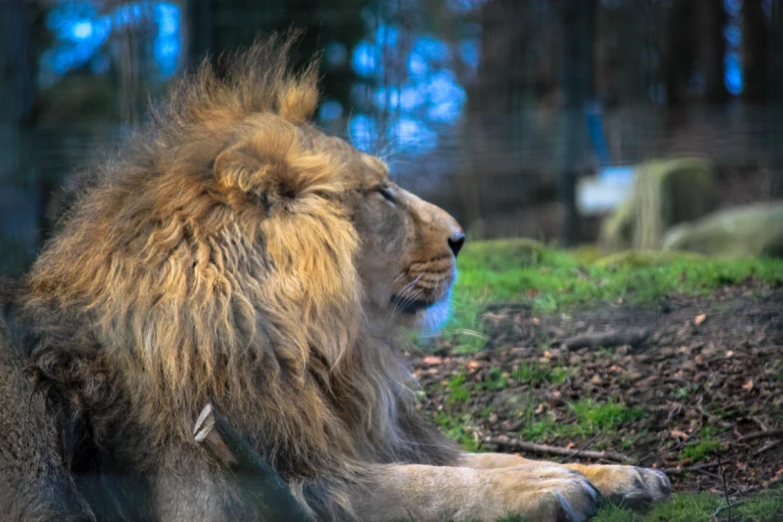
(409, 281, 783, 497)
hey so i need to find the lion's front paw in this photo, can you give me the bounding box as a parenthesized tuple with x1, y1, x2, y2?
(496, 466, 601, 522)
(566, 464, 671, 511)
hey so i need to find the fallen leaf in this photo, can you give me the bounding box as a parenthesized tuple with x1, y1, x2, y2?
(534, 403, 545, 415)
(422, 356, 443, 365)
(736, 462, 748, 471)
(694, 313, 707, 325)
(532, 317, 541, 325)
(742, 379, 754, 390)
(565, 442, 576, 450)
(671, 429, 689, 440)
(467, 361, 482, 371)
(543, 350, 553, 358)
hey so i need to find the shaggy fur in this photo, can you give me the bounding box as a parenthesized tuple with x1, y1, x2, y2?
(13, 34, 458, 521)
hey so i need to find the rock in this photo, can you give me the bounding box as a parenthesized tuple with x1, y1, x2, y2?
(600, 157, 717, 252)
(663, 202, 783, 259)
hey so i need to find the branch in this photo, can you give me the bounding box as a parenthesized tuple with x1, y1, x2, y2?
(563, 328, 650, 351)
(737, 428, 783, 442)
(484, 436, 633, 463)
(660, 462, 720, 474)
(194, 404, 312, 522)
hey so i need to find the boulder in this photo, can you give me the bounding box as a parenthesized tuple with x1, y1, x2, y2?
(600, 157, 717, 252)
(663, 202, 783, 259)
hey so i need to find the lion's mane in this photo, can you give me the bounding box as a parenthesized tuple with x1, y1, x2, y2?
(20, 34, 456, 519)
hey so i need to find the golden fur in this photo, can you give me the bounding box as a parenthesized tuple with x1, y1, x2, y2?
(11, 34, 671, 521)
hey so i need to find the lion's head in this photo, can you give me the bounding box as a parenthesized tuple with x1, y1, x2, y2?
(214, 118, 465, 335)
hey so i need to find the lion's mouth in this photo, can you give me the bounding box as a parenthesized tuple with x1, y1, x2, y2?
(389, 295, 437, 314)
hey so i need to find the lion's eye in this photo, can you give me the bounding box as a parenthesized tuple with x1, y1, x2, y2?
(376, 184, 396, 204)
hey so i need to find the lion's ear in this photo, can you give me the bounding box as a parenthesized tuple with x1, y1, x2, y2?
(214, 131, 333, 213)
(278, 65, 319, 125)
(213, 143, 266, 194)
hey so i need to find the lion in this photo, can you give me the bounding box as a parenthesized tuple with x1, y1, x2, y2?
(0, 34, 670, 522)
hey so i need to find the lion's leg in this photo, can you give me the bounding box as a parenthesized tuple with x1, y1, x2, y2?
(349, 463, 599, 522)
(458, 453, 671, 510)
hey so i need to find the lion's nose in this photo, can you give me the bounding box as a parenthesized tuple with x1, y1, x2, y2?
(448, 230, 466, 258)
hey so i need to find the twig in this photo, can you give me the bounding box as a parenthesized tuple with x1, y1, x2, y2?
(484, 436, 633, 463)
(194, 404, 312, 522)
(717, 454, 732, 522)
(562, 434, 601, 464)
(715, 501, 746, 519)
(562, 328, 650, 351)
(638, 425, 697, 465)
(752, 439, 782, 456)
(660, 462, 721, 474)
(738, 428, 783, 442)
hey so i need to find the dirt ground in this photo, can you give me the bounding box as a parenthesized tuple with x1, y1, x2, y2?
(409, 280, 783, 497)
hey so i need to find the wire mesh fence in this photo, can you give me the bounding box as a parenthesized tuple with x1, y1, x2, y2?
(1, 0, 783, 274)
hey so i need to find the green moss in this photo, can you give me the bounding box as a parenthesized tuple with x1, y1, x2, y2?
(445, 372, 471, 405)
(569, 398, 645, 435)
(433, 412, 480, 452)
(481, 366, 509, 391)
(680, 438, 721, 463)
(443, 238, 783, 353)
(593, 492, 722, 522)
(520, 413, 560, 442)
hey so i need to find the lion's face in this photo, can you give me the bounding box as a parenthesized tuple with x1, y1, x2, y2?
(349, 154, 465, 333)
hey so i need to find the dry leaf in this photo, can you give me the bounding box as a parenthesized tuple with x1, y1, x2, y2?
(694, 313, 707, 325)
(467, 361, 482, 371)
(534, 403, 545, 415)
(532, 317, 541, 325)
(422, 356, 443, 365)
(742, 379, 754, 390)
(671, 429, 689, 440)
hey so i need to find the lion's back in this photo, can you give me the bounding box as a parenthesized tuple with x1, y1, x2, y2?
(0, 315, 94, 522)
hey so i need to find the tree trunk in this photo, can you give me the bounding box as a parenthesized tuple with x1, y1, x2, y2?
(0, 0, 41, 274)
(697, 0, 728, 104)
(560, 0, 596, 247)
(663, 0, 696, 106)
(743, 0, 769, 103)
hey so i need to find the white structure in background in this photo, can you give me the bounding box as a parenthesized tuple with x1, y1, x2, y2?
(576, 165, 636, 216)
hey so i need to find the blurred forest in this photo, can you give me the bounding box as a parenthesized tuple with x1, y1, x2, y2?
(2, 0, 783, 274)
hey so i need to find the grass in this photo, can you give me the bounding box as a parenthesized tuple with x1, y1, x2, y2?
(680, 427, 722, 463)
(519, 398, 644, 442)
(592, 488, 783, 522)
(432, 239, 783, 521)
(443, 239, 783, 353)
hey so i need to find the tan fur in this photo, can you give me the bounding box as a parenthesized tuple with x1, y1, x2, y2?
(16, 34, 670, 521)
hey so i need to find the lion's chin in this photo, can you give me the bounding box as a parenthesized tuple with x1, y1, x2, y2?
(392, 293, 451, 335)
